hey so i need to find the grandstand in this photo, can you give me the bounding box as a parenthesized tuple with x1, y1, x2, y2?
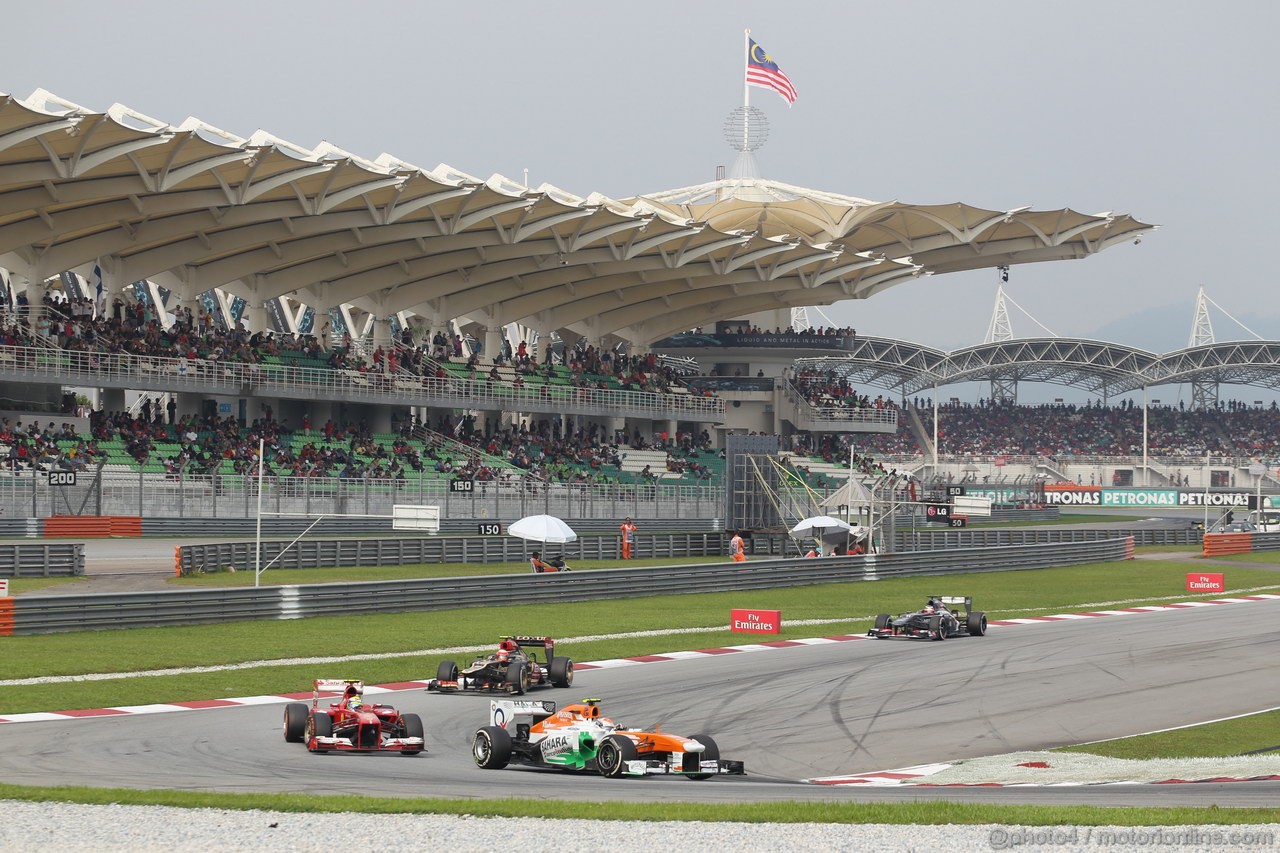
(10, 85, 1278, 520)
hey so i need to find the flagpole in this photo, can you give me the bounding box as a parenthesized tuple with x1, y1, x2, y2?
(743, 28, 751, 153)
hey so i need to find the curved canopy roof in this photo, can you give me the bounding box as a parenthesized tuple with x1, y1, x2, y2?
(799, 337, 1280, 396)
(0, 89, 1154, 344)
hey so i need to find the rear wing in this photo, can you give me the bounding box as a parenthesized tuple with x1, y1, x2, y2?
(937, 596, 972, 613)
(489, 698, 558, 729)
(506, 635, 556, 661)
(313, 678, 363, 702)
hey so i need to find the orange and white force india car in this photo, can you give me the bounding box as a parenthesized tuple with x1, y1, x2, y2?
(472, 698, 745, 779)
(283, 679, 425, 755)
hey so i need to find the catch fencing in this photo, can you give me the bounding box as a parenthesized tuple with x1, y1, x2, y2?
(12, 537, 1133, 635)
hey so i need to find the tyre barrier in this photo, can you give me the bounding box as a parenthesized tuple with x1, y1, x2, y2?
(1203, 532, 1252, 557)
(42, 516, 142, 538)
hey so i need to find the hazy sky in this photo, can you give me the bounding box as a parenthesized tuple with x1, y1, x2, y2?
(4, 0, 1278, 358)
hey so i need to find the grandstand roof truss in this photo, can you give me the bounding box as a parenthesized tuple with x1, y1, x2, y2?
(799, 337, 1280, 402)
(0, 89, 1153, 346)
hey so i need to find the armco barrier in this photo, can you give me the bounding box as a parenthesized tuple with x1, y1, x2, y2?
(13, 537, 1133, 634)
(898, 527, 1203, 550)
(177, 532, 731, 574)
(0, 543, 85, 578)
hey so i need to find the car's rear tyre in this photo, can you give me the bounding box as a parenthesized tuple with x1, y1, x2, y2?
(967, 611, 988, 636)
(401, 713, 424, 755)
(873, 614, 891, 630)
(549, 656, 574, 688)
(506, 662, 529, 695)
(685, 733, 720, 780)
(928, 614, 945, 640)
(307, 711, 333, 753)
(597, 734, 638, 778)
(436, 660, 459, 683)
(283, 702, 308, 743)
(473, 725, 512, 769)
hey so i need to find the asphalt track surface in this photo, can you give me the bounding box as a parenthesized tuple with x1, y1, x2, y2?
(3, 599, 1278, 806)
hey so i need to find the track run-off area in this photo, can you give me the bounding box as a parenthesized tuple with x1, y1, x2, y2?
(1, 596, 1278, 807)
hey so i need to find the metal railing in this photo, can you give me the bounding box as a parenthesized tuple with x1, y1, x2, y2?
(0, 344, 724, 421)
(897, 527, 1202, 550)
(0, 469, 727, 520)
(12, 537, 1133, 634)
(777, 377, 899, 432)
(0, 544, 85, 578)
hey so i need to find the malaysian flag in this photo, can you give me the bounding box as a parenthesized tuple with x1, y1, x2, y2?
(746, 37, 797, 105)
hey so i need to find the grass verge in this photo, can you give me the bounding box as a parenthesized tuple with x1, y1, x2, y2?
(1059, 709, 1280, 760)
(0, 783, 1276, 824)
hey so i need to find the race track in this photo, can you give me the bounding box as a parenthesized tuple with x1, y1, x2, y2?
(2, 599, 1279, 806)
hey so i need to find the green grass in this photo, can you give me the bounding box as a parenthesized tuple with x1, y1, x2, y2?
(1059, 709, 1280, 760)
(0, 783, 1275, 824)
(1202, 551, 1280, 564)
(2, 576, 87, 594)
(4, 558, 1279, 715)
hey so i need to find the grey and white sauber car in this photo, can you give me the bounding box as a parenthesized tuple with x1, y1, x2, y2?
(867, 595, 988, 640)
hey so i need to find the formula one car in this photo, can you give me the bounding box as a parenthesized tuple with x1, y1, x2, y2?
(867, 595, 988, 640)
(471, 698, 745, 780)
(282, 679, 425, 754)
(428, 636, 574, 695)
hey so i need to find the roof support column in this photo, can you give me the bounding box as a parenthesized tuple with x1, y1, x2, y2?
(25, 276, 49, 336)
(483, 326, 502, 361)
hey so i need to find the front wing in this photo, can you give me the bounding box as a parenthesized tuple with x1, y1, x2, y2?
(308, 735, 425, 753)
(619, 757, 747, 777)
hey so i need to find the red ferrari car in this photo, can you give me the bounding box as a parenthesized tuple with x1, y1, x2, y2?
(283, 679, 425, 755)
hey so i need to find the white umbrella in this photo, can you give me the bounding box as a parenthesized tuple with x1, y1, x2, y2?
(508, 514, 578, 544)
(789, 515, 853, 538)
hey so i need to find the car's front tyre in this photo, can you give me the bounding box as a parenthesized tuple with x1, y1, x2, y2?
(549, 656, 574, 688)
(401, 713, 425, 755)
(685, 734, 719, 781)
(283, 702, 308, 743)
(307, 712, 333, 753)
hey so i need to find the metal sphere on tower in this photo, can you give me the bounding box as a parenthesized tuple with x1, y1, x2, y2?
(723, 106, 769, 153)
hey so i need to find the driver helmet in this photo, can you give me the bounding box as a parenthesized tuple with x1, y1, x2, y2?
(348, 695, 364, 710)
(923, 605, 935, 614)
(496, 649, 510, 661)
